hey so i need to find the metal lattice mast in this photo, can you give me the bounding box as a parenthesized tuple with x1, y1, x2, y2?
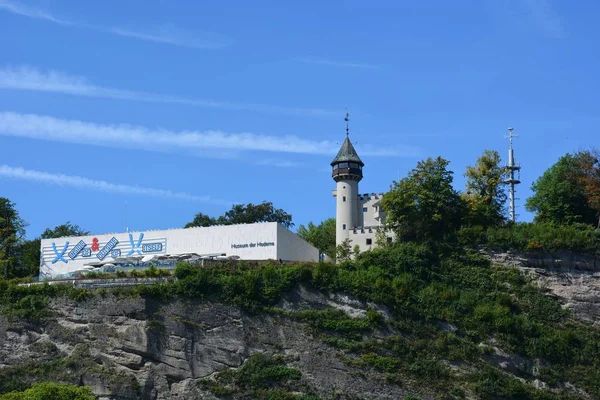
(505, 127, 521, 223)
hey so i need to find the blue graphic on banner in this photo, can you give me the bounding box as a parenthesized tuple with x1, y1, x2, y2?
(127, 233, 144, 256)
(97, 237, 118, 260)
(51, 242, 69, 264)
(68, 240, 86, 260)
(142, 243, 163, 253)
(111, 249, 121, 258)
(81, 248, 91, 257)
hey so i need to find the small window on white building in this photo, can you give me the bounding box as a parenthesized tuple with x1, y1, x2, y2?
(387, 237, 393, 244)
(362, 207, 368, 212)
(343, 196, 346, 202)
(342, 224, 346, 230)
(366, 238, 372, 245)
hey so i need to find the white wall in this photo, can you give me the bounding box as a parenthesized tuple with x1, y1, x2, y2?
(276, 224, 320, 262)
(40, 222, 320, 279)
(358, 193, 386, 228)
(348, 228, 396, 253)
(335, 180, 359, 246)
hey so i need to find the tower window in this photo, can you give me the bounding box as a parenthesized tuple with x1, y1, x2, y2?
(343, 196, 346, 202)
(366, 238, 372, 245)
(362, 207, 368, 212)
(387, 237, 393, 244)
(342, 224, 346, 230)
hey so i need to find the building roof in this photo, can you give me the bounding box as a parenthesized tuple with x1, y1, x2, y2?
(330, 136, 364, 166)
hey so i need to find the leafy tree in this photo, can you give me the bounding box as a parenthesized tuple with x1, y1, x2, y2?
(526, 153, 597, 226)
(185, 202, 293, 229)
(575, 149, 600, 228)
(353, 244, 361, 259)
(463, 150, 507, 228)
(16, 239, 40, 278)
(40, 222, 89, 239)
(296, 218, 336, 257)
(381, 157, 463, 243)
(0, 198, 26, 279)
(375, 227, 391, 248)
(184, 212, 217, 228)
(0, 382, 95, 400)
(219, 202, 293, 228)
(335, 238, 352, 262)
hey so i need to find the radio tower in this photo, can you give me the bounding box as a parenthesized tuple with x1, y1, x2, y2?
(505, 127, 521, 223)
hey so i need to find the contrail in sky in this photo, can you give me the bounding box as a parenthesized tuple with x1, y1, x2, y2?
(0, 0, 230, 49)
(0, 66, 335, 118)
(0, 165, 232, 205)
(0, 111, 420, 158)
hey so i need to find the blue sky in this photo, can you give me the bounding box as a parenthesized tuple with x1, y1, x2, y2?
(0, 0, 598, 239)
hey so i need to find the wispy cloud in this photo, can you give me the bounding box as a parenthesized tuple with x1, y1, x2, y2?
(0, 0, 69, 24)
(0, 111, 420, 158)
(0, 0, 229, 49)
(0, 66, 334, 117)
(0, 165, 232, 204)
(520, 0, 565, 38)
(296, 57, 383, 70)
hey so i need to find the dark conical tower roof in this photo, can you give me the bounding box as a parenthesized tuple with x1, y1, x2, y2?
(330, 136, 364, 166)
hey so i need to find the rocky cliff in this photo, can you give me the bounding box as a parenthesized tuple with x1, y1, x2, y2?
(1, 249, 600, 400)
(0, 286, 422, 399)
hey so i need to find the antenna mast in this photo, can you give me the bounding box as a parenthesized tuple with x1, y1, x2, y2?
(345, 108, 350, 137)
(505, 127, 521, 223)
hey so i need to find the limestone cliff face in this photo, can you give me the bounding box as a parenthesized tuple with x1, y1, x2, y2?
(0, 287, 418, 400)
(488, 250, 600, 326)
(2, 252, 599, 399)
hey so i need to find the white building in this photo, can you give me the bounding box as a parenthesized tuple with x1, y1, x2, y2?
(331, 120, 395, 253)
(40, 222, 321, 280)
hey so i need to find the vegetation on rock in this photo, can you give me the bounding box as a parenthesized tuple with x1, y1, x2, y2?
(0, 382, 95, 400)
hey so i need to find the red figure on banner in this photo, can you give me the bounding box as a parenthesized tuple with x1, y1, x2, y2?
(91, 238, 99, 251)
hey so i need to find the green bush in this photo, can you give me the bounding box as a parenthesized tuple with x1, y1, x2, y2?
(466, 222, 600, 255)
(0, 382, 95, 400)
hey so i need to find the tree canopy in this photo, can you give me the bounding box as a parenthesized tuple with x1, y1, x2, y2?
(381, 157, 463, 243)
(0, 198, 26, 279)
(462, 150, 507, 228)
(185, 202, 293, 229)
(41, 223, 89, 239)
(297, 218, 336, 257)
(526, 152, 598, 226)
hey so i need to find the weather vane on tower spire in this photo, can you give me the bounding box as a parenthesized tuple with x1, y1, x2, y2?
(345, 108, 350, 137)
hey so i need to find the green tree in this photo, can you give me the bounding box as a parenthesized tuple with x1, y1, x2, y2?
(463, 150, 507, 228)
(381, 157, 463, 243)
(575, 149, 600, 228)
(184, 212, 217, 228)
(40, 222, 89, 239)
(296, 218, 336, 257)
(526, 153, 597, 226)
(0, 382, 95, 400)
(0, 198, 26, 279)
(185, 202, 294, 229)
(353, 244, 361, 259)
(16, 239, 40, 278)
(335, 238, 352, 262)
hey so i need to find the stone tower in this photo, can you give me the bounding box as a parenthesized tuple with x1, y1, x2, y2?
(331, 114, 364, 247)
